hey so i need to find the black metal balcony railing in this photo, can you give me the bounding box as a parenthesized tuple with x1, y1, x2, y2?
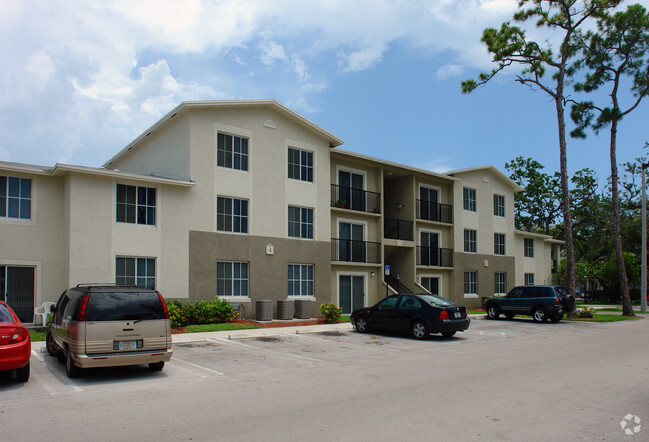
(385, 275, 414, 294)
(384, 218, 414, 241)
(417, 200, 453, 224)
(331, 238, 381, 264)
(331, 184, 381, 214)
(416, 246, 454, 267)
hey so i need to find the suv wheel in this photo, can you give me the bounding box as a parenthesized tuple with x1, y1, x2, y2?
(551, 313, 563, 322)
(149, 361, 165, 371)
(65, 347, 82, 378)
(487, 305, 500, 320)
(532, 307, 548, 323)
(46, 332, 59, 357)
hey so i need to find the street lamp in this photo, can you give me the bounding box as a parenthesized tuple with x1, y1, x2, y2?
(642, 162, 647, 313)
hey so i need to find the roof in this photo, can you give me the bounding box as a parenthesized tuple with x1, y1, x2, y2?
(515, 230, 564, 245)
(103, 100, 344, 168)
(447, 165, 523, 192)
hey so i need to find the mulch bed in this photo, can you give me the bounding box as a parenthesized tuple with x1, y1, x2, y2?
(171, 318, 327, 334)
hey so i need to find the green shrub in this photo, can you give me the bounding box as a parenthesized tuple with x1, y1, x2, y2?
(167, 298, 237, 328)
(319, 303, 342, 324)
(575, 306, 594, 318)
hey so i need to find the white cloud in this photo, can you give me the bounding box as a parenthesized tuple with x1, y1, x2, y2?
(341, 44, 388, 73)
(259, 40, 288, 66)
(436, 64, 465, 80)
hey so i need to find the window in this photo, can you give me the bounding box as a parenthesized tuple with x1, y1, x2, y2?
(493, 194, 505, 217)
(1, 176, 31, 219)
(494, 272, 507, 294)
(463, 187, 476, 212)
(524, 238, 535, 257)
(217, 132, 249, 171)
(494, 233, 506, 255)
(217, 261, 248, 297)
(464, 229, 477, 253)
(525, 273, 535, 285)
(288, 148, 313, 182)
(116, 184, 156, 225)
(116, 257, 155, 289)
(464, 271, 477, 295)
(288, 264, 314, 296)
(421, 277, 440, 295)
(217, 197, 248, 233)
(288, 206, 313, 239)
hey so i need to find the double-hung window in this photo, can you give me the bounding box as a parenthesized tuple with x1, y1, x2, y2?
(288, 206, 313, 239)
(217, 261, 248, 297)
(463, 187, 476, 212)
(464, 271, 477, 295)
(1, 176, 31, 219)
(288, 264, 314, 296)
(494, 272, 507, 294)
(116, 257, 156, 289)
(524, 238, 534, 257)
(116, 184, 156, 225)
(217, 197, 248, 233)
(217, 132, 249, 171)
(494, 233, 506, 255)
(525, 273, 535, 285)
(493, 194, 505, 217)
(288, 148, 313, 182)
(464, 229, 477, 253)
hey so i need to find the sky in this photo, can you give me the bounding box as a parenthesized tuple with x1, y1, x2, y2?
(1, 0, 648, 186)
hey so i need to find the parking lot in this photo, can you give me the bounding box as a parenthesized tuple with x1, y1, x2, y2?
(2, 315, 649, 441)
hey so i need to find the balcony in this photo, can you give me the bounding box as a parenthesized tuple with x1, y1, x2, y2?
(416, 246, 454, 267)
(331, 184, 381, 214)
(417, 200, 453, 224)
(331, 238, 381, 264)
(384, 218, 414, 241)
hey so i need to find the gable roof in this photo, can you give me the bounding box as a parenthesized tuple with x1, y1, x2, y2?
(446, 165, 523, 192)
(103, 100, 344, 168)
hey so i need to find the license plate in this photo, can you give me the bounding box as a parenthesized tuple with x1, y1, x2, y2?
(119, 341, 137, 350)
(454, 312, 462, 318)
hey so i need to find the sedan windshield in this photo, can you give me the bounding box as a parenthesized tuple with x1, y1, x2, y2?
(419, 294, 454, 307)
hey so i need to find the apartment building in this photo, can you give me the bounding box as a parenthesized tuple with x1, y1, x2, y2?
(0, 100, 560, 322)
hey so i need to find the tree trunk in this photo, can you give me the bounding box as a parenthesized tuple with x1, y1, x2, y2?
(610, 119, 634, 316)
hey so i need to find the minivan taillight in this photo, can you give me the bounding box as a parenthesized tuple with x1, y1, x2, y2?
(157, 291, 169, 319)
(9, 328, 29, 344)
(74, 293, 91, 321)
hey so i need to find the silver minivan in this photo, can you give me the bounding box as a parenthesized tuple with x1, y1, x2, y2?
(46, 284, 173, 378)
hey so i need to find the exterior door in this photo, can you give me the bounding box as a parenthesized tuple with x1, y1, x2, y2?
(339, 275, 365, 314)
(338, 171, 365, 211)
(420, 231, 440, 266)
(420, 187, 439, 221)
(421, 277, 440, 295)
(339, 222, 365, 262)
(1, 266, 35, 323)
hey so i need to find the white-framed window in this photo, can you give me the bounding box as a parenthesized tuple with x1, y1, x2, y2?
(493, 194, 505, 217)
(217, 261, 248, 297)
(217, 196, 248, 233)
(288, 147, 313, 182)
(217, 132, 249, 171)
(288, 264, 314, 296)
(494, 233, 506, 255)
(116, 184, 156, 225)
(116, 257, 155, 289)
(420, 276, 440, 296)
(0, 176, 31, 220)
(288, 206, 313, 239)
(524, 238, 535, 257)
(464, 271, 477, 295)
(464, 229, 477, 253)
(525, 273, 535, 285)
(494, 272, 507, 294)
(463, 187, 476, 212)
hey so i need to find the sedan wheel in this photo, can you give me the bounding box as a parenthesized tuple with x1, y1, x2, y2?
(533, 308, 548, 323)
(487, 305, 500, 320)
(16, 362, 30, 382)
(411, 321, 430, 340)
(354, 316, 369, 333)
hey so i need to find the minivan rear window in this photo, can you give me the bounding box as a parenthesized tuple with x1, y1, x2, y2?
(85, 292, 166, 321)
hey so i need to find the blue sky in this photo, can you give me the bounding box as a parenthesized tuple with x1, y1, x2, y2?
(1, 0, 648, 186)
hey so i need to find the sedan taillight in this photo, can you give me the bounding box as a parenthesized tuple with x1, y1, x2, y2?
(439, 310, 449, 320)
(9, 328, 29, 344)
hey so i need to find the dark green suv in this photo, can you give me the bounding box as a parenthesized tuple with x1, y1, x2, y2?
(485, 286, 575, 322)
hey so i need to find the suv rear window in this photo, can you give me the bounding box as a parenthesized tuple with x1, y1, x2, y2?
(85, 292, 165, 321)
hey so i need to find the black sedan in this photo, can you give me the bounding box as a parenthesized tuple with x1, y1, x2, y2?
(350, 294, 470, 339)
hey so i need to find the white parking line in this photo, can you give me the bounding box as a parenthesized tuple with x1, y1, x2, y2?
(209, 336, 325, 364)
(172, 357, 224, 375)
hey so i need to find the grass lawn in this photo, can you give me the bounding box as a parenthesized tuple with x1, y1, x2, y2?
(468, 310, 486, 315)
(29, 331, 47, 342)
(185, 323, 264, 333)
(565, 314, 641, 322)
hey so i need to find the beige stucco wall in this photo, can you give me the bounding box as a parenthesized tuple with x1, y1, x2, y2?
(452, 252, 515, 308)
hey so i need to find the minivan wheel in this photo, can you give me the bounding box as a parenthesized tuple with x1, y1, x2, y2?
(149, 361, 165, 371)
(354, 316, 369, 333)
(533, 308, 548, 323)
(487, 305, 500, 320)
(65, 347, 82, 378)
(412, 321, 430, 340)
(46, 332, 59, 357)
